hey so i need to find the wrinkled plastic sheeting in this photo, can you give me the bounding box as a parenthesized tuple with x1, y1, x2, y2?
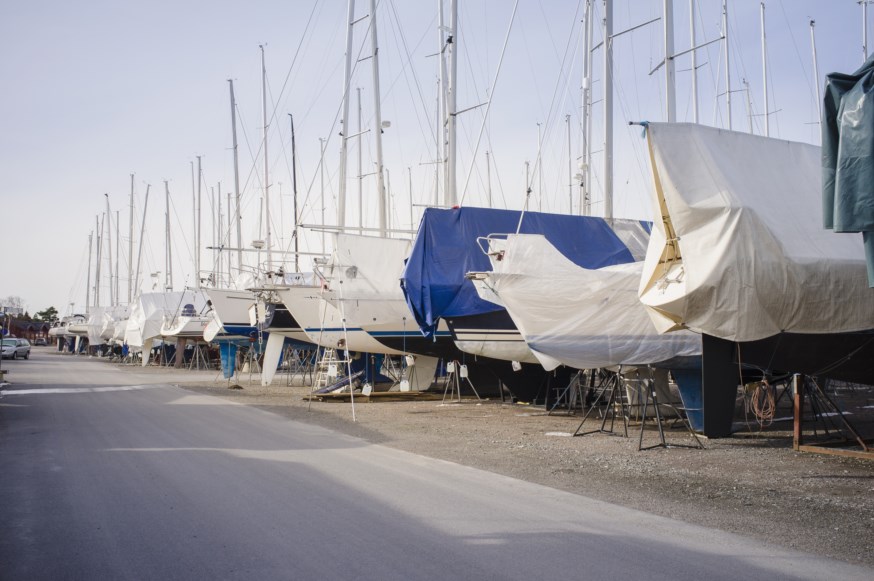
(823, 55, 874, 286)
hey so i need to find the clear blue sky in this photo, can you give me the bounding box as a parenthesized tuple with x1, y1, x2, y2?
(0, 0, 865, 315)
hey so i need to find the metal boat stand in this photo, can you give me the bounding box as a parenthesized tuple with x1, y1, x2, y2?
(637, 376, 705, 451)
(573, 371, 629, 437)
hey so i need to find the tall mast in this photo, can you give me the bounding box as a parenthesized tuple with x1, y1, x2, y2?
(164, 180, 173, 291)
(319, 137, 326, 254)
(437, 0, 447, 205)
(603, 0, 613, 220)
(128, 174, 134, 303)
(227, 191, 232, 282)
(228, 79, 243, 276)
(485, 150, 492, 207)
(446, 0, 458, 206)
(664, 0, 676, 123)
(580, 0, 592, 214)
(134, 185, 150, 297)
(86, 231, 92, 313)
(584, 0, 594, 215)
(338, 0, 356, 229)
(115, 210, 120, 305)
(565, 115, 572, 213)
(260, 44, 273, 273)
(723, 0, 732, 130)
(810, 20, 822, 123)
(689, 0, 699, 123)
(369, 0, 387, 236)
(760, 1, 769, 137)
(290, 114, 300, 273)
(357, 87, 364, 233)
(864, 0, 870, 62)
(196, 155, 202, 287)
(95, 215, 102, 307)
(104, 194, 114, 306)
(215, 184, 220, 284)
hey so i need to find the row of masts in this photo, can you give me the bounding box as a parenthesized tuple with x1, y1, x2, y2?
(78, 0, 866, 313)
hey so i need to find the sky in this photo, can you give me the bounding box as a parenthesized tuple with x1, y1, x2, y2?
(0, 0, 866, 316)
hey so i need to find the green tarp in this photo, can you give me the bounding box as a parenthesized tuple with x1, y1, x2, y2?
(823, 55, 874, 287)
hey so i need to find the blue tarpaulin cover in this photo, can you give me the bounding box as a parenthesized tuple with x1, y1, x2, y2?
(400, 206, 641, 337)
(823, 55, 874, 286)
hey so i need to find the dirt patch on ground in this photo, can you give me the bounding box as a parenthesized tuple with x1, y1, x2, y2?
(166, 372, 874, 567)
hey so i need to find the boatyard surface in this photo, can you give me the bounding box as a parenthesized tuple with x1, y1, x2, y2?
(148, 365, 874, 568)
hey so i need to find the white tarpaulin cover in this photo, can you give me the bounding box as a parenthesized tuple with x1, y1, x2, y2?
(125, 292, 186, 348)
(324, 233, 413, 326)
(482, 234, 700, 371)
(639, 123, 874, 342)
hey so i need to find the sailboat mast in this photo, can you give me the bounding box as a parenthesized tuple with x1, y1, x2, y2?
(134, 185, 150, 296)
(95, 214, 102, 307)
(228, 79, 243, 275)
(369, 0, 388, 237)
(86, 231, 92, 314)
(810, 20, 822, 122)
(115, 210, 120, 305)
(603, 0, 613, 220)
(357, 87, 364, 234)
(164, 180, 173, 291)
(446, 0, 458, 206)
(723, 0, 732, 130)
(690, 0, 698, 123)
(663, 0, 676, 123)
(580, 0, 591, 215)
(760, 1, 769, 137)
(584, 0, 594, 215)
(290, 114, 300, 273)
(338, 0, 356, 229)
(196, 155, 202, 287)
(260, 44, 273, 273)
(104, 194, 114, 306)
(128, 174, 134, 303)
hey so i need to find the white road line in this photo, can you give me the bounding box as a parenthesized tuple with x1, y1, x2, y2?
(0, 385, 163, 396)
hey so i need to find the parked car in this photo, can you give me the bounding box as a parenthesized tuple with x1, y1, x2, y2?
(33, 337, 47, 346)
(1, 338, 31, 359)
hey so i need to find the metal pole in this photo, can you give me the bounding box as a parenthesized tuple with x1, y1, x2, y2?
(370, 0, 388, 237)
(810, 20, 822, 124)
(603, 0, 613, 220)
(566, 115, 572, 213)
(95, 215, 102, 307)
(164, 181, 173, 290)
(864, 1, 869, 62)
(196, 155, 202, 287)
(128, 174, 134, 303)
(104, 194, 114, 306)
(86, 232, 92, 313)
(485, 150, 492, 208)
(290, 114, 300, 273)
(580, 0, 591, 214)
(338, 0, 356, 229)
(690, 0, 698, 123)
(744, 79, 754, 134)
(446, 0, 458, 206)
(585, 0, 594, 214)
(408, 166, 414, 230)
(260, 45, 273, 273)
(115, 210, 120, 305)
(760, 1, 769, 137)
(723, 0, 732, 130)
(537, 122, 543, 211)
(664, 0, 676, 123)
(319, 137, 326, 254)
(228, 79, 243, 276)
(357, 87, 363, 234)
(227, 191, 232, 282)
(134, 185, 150, 296)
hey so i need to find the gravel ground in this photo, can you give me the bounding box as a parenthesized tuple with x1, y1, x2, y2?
(152, 368, 874, 567)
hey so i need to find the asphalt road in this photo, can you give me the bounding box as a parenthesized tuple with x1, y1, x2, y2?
(1, 350, 870, 580)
